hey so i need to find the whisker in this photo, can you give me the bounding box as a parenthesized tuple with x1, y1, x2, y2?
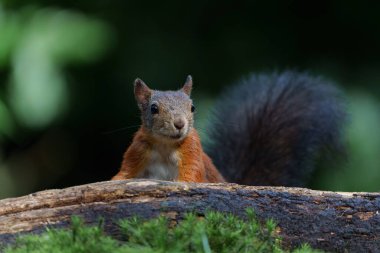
(102, 125, 141, 135)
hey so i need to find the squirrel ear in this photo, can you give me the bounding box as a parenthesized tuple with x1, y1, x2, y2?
(181, 75, 193, 96)
(134, 78, 152, 109)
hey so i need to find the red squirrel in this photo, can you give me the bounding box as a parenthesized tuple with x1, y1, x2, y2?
(112, 76, 225, 183)
(112, 71, 346, 186)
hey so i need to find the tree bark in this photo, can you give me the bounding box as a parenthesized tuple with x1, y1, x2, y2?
(0, 179, 379, 252)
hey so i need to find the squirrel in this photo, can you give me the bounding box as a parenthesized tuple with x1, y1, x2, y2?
(112, 71, 346, 187)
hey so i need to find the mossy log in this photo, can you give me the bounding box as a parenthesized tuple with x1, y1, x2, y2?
(0, 179, 379, 252)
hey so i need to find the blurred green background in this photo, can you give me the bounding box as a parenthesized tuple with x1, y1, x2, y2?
(0, 0, 379, 198)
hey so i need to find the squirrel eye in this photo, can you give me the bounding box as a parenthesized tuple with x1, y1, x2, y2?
(151, 104, 159, 114)
(191, 105, 195, 113)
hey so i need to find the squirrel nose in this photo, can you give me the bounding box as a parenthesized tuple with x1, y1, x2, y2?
(174, 119, 185, 130)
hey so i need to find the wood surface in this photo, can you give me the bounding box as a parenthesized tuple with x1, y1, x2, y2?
(0, 179, 379, 252)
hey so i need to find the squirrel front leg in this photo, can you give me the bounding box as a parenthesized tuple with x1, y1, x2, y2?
(177, 130, 207, 182)
(112, 130, 150, 180)
(178, 156, 205, 182)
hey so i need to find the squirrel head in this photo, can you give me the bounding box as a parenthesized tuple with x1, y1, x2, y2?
(134, 75, 195, 142)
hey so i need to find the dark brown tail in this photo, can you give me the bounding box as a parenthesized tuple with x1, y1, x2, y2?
(207, 71, 347, 187)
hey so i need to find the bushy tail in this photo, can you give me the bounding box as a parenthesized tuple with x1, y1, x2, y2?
(207, 71, 347, 187)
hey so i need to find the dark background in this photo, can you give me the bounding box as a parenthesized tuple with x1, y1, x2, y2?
(1, 0, 380, 198)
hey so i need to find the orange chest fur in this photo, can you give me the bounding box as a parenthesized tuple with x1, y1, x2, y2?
(115, 128, 222, 183)
(134, 129, 205, 182)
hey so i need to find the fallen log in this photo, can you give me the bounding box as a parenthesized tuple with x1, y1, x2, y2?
(0, 179, 379, 252)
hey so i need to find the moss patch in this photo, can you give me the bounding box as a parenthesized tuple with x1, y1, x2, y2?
(5, 209, 321, 253)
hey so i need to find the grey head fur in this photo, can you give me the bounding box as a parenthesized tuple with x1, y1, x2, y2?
(134, 76, 194, 141)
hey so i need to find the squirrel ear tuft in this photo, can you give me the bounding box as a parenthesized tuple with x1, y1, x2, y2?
(134, 78, 152, 109)
(182, 75, 193, 96)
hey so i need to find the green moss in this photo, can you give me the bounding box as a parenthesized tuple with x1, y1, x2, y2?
(5, 209, 322, 253)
